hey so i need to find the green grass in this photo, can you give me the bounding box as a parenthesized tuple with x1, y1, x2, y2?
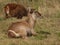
(0, 0, 60, 45)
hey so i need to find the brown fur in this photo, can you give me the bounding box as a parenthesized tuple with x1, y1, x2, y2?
(4, 3, 28, 19)
(8, 8, 41, 39)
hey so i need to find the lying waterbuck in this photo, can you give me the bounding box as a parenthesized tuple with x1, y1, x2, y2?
(8, 10, 41, 39)
(4, 3, 28, 19)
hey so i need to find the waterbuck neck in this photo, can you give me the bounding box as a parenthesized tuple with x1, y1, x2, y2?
(27, 13, 36, 28)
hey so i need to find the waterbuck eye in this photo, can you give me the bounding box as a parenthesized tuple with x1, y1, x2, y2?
(29, 9, 35, 14)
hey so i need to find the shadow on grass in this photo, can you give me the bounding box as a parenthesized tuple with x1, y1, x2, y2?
(37, 31, 51, 35)
(34, 31, 51, 40)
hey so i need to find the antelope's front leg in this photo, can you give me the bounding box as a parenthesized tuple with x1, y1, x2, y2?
(31, 29, 37, 36)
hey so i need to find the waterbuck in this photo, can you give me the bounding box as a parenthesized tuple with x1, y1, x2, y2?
(4, 3, 28, 19)
(8, 9, 41, 39)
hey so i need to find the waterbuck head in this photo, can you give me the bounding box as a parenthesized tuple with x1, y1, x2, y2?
(27, 8, 41, 28)
(28, 9, 41, 21)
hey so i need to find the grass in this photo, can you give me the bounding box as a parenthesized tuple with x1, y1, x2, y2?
(0, 0, 60, 45)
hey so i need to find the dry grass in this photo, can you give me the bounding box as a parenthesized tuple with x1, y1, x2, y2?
(0, 0, 60, 45)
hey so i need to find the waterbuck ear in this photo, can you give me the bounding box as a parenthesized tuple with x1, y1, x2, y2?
(35, 11, 41, 16)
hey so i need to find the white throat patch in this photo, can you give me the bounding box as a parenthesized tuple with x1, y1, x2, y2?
(31, 13, 36, 20)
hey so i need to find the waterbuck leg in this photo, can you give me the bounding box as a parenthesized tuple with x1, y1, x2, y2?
(8, 30, 20, 38)
(31, 29, 37, 36)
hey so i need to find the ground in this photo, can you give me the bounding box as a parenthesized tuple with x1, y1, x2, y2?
(0, 0, 60, 45)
